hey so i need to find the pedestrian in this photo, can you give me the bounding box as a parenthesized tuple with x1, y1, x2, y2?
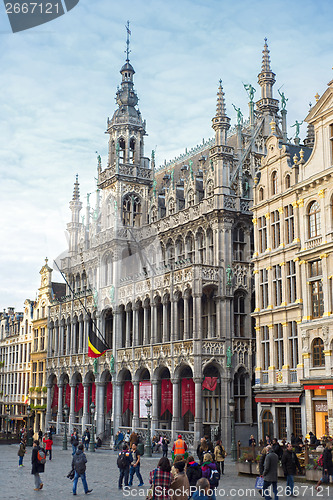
(295, 435, 304, 453)
(316, 441, 333, 490)
(259, 447, 267, 476)
(290, 433, 296, 446)
(201, 453, 220, 490)
(82, 427, 90, 451)
(38, 428, 43, 442)
(72, 443, 93, 495)
(192, 477, 216, 500)
(204, 436, 214, 455)
(172, 434, 188, 461)
(152, 435, 158, 453)
(214, 440, 226, 475)
(186, 455, 202, 493)
(128, 442, 144, 487)
(309, 432, 320, 448)
(124, 429, 130, 445)
(262, 445, 279, 500)
(130, 431, 138, 448)
(71, 430, 79, 456)
(170, 460, 190, 500)
(265, 435, 271, 446)
(162, 436, 170, 457)
(31, 439, 46, 491)
(117, 443, 132, 490)
(43, 433, 53, 460)
(249, 434, 256, 446)
(197, 438, 208, 465)
(149, 456, 173, 500)
(282, 442, 302, 496)
(272, 438, 283, 460)
(18, 439, 26, 467)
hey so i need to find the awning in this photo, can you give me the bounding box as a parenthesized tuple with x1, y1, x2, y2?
(255, 393, 301, 403)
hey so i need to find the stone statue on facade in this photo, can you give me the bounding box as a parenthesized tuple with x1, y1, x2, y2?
(291, 120, 303, 138)
(226, 346, 233, 368)
(243, 83, 256, 103)
(93, 289, 98, 308)
(226, 265, 233, 286)
(110, 354, 115, 373)
(232, 104, 243, 125)
(109, 285, 115, 302)
(278, 88, 288, 110)
(93, 358, 98, 375)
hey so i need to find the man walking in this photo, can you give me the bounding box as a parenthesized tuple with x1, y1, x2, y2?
(72, 444, 93, 495)
(31, 439, 46, 491)
(128, 443, 144, 487)
(71, 430, 79, 456)
(282, 443, 301, 496)
(263, 445, 279, 500)
(117, 444, 132, 489)
(82, 428, 90, 451)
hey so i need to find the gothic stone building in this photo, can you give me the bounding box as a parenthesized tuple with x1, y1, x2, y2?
(46, 40, 285, 447)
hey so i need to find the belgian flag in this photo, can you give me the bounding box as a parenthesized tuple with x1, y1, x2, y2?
(88, 321, 109, 358)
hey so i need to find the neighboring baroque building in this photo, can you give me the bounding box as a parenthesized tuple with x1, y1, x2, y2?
(252, 78, 333, 440)
(45, 37, 287, 447)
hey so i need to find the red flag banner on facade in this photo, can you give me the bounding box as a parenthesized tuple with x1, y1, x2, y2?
(181, 378, 195, 417)
(160, 379, 173, 416)
(106, 382, 113, 413)
(75, 383, 84, 412)
(51, 384, 59, 408)
(65, 384, 71, 408)
(91, 382, 96, 404)
(202, 377, 218, 392)
(123, 381, 134, 414)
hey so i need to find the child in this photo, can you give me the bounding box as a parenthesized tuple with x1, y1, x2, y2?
(18, 439, 26, 467)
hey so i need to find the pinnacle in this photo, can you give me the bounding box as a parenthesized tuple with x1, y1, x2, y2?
(72, 174, 80, 201)
(216, 80, 227, 118)
(261, 37, 271, 72)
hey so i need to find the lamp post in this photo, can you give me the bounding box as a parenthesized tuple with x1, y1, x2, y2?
(89, 402, 95, 452)
(144, 398, 152, 457)
(63, 403, 69, 450)
(228, 398, 237, 461)
(27, 405, 33, 446)
(6, 405, 10, 440)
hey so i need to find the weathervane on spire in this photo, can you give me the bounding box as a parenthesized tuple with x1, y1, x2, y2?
(125, 20, 131, 62)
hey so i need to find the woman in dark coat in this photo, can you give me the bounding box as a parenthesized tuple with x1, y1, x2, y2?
(316, 442, 333, 490)
(186, 455, 202, 488)
(31, 439, 45, 491)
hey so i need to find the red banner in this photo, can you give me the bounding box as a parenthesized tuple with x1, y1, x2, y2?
(181, 378, 195, 417)
(161, 379, 173, 416)
(106, 382, 113, 414)
(51, 384, 58, 408)
(91, 382, 96, 404)
(75, 383, 84, 412)
(123, 381, 134, 414)
(202, 377, 218, 392)
(65, 384, 71, 408)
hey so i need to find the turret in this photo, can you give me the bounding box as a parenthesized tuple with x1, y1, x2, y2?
(212, 80, 230, 146)
(256, 38, 279, 116)
(67, 174, 82, 253)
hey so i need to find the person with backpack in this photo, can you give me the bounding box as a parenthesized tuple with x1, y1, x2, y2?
(31, 439, 46, 491)
(43, 433, 53, 460)
(201, 453, 220, 490)
(18, 439, 26, 467)
(186, 455, 202, 494)
(214, 440, 226, 475)
(71, 430, 79, 456)
(117, 443, 132, 490)
(72, 444, 93, 495)
(282, 442, 302, 496)
(128, 443, 144, 487)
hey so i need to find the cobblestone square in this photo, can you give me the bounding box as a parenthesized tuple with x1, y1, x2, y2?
(0, 444, 332, 499)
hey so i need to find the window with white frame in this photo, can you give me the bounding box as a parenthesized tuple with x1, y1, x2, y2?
(273, 265, 282, 306)
(262, 326, 270, 370)
(271, 210, 280, 249)
(288, 321, 298, 368)
(286, 260, 297, 303)
(274, 323, 284, 370)
(258, 216, 267, 253)
(260, 269, 269, 309)
(284, 204, 294, 244)
(308, 201, 321, 238)
(309, 260, 324, 318)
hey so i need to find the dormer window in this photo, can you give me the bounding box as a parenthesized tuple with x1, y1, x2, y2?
(271, 171, 278, 195)
(285, 174, 291, 189)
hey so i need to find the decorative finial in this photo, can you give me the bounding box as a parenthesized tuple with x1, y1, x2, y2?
(45, 257, 48, 265)
(299, 149, 305, 163)
(293, 153, 298, 165)
(125, 20, 131, 62)
(315, 92, 320, 102)
(270, 120, 276, 134)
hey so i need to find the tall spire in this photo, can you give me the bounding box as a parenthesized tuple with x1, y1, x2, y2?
(212, 80, 230, 145)
(261, 37, 271, 72)
(72, 174, 80, 201)
(125, 20, 131, 62)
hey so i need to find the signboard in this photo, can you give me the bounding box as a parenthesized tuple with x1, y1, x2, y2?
(139, 381, 152, 418)
(315, 402, 328, 412)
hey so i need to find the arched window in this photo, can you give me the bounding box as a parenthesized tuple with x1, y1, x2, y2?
(207, 229, 214, 265)
(188, 190, 195, 207)
(262, 410, 274, 440)
(186, 234, 195, 263)
(285, 174, 291, 189)
(233, 226, 245, 261)
(308, 201, 321, 238)
(259, 187, 264, 201)
(122, 194, 141, 227)
(234, 368, 247, 423)
(118, 138, 125, 163)
(312, 337, 325, 367)
(234, 292, 246, 337)
(197, 230, 206, 264)
(166, 240, 175, 267)
(175, 238, 185, 263)
(271, 171, 278, 195)
(150, 206, 158, 223)
(129, 138, 135, 163)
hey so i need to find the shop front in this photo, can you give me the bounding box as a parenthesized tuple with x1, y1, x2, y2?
(303, 382, 333, 438)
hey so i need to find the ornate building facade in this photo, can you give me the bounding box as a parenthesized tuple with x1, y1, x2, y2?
(45, 38, 286, 447)
(252, 78, 333, 440)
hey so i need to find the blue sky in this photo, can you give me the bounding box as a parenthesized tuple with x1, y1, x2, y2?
(0, 0, 332, 309)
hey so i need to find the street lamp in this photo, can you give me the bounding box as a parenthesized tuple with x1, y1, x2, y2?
(6, 405, 10, 440)
(63, 403, 69, 450)
(144, 398, 152, 457)
(89, 402, 96, 452)
(27, 405, 33, 446)
(228, 398, 237, 461)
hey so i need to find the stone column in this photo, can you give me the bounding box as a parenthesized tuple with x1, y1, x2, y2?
(72, 319, 77, 355)
(151, 303, 157, 344)
(194, 377, 203, 446)
(171, 296, 178, 342)
(143, 304, 150, 345)
(56, 384, 64, 433)
(133, 305, 139, 346)
(184, 296, 189, 340)
(69, 383, 76, 432)
(171, 378, 180, 439)
(47, 324, 52, 357)
(215, 296, 221, 338)
(78, 320, 83, 353)
(45, 383, 53, 430)
(81, 383, 90, 430)
(132, 381, 140, 430)
(113, 306, 122, 350)
(113, 381, 122, 432)
(125, 307, 131, 348)
(151, 380, 159, 435)
(54, 324, 59, 356)
(193, 294, 202, 341)
(96, 381, 105, 436)
(83, 315, 90, 354)
(59, 323, 64, 356)
(66, 320, 71, 355)
(162, 299, 168, 343)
